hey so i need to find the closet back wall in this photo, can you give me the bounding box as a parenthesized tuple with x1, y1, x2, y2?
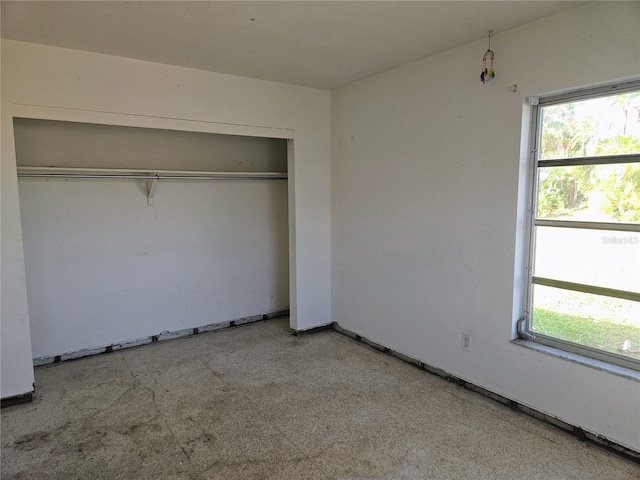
(16, 120, 289, 360)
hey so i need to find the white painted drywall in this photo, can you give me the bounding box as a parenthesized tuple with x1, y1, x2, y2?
(332, 2, 640, 451)
(1, 40, 331, 399)
(18, 177, 289, 360)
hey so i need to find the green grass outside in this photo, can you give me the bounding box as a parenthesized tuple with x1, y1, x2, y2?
(532, 308, 640, 360)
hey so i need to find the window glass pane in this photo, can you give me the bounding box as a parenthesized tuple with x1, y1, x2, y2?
(536, 163, 640, 223)
(533, 227, 640, 293)
(540, 91, 640, 160)
(531, 285, 640, 360)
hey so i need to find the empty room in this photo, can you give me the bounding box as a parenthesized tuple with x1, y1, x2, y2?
(1, 1, 639, 479)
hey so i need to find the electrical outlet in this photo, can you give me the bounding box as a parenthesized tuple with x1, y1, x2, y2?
(461, 333, 471, 351)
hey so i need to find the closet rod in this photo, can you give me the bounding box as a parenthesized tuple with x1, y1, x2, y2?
(17, 166, 287, 180)
(18, 173, 287, 180)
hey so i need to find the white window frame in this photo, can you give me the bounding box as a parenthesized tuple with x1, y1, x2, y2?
(522, 79, 640, 371)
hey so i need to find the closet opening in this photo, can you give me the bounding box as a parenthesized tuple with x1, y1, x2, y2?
(14, 118, 291, 364)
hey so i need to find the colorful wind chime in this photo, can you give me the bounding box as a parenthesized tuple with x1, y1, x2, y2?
(480, 31, 495, 84)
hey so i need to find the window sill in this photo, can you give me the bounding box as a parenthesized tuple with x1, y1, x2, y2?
(512, 339, 640, 382)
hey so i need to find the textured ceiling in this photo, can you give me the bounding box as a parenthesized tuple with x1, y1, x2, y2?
(1, 1, 586, 89)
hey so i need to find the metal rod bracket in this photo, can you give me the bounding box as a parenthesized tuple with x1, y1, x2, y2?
(147, 177, 158, 206)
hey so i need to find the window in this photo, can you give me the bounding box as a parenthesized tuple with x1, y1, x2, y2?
(524, 81, 640, 370)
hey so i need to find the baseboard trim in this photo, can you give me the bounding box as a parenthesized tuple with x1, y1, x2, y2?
(32, 309, 290, 367)
(331, 321, 640, 463)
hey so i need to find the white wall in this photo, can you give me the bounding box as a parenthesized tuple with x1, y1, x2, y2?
(1, 40, 331, 399)
(19, 177, 289, 360)
(332, 2, 640, 451)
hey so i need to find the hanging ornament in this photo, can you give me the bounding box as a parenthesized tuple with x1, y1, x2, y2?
(480, 31, 495, 84)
